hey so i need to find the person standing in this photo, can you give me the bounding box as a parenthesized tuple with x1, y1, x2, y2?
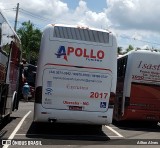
(22, 82, 30, 102)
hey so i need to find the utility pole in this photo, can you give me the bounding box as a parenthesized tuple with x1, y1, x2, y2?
(14, 3, 19, 32)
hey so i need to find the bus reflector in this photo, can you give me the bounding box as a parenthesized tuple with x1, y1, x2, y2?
(35, 86, 42, 103)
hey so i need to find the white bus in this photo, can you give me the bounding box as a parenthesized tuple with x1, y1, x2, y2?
(114, 49, 160, 123)
(34, 24, 117, 125)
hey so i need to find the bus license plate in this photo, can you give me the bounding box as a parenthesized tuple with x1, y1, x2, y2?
(69, 106, 82, 111)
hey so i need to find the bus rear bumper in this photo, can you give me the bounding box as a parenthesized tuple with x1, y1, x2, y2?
(34, 104, 113, 125)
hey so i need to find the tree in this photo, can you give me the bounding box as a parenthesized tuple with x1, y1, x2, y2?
(117, 47, 123, 54)
(126, 45, 134, 53)
(17, 21, 42, 63)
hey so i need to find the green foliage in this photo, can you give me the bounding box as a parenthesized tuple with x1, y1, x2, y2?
(17, 21, 42, 63)
(117, 47, 123, 54)
(2, 43, 10, 54)
(117, 45, 135, 55)
(126, 44, 134, 52)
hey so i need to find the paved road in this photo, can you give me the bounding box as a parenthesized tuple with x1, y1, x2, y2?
(1, 101, 160, 148)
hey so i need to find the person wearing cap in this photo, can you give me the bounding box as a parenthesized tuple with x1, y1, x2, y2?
(22, 82, 30, 102)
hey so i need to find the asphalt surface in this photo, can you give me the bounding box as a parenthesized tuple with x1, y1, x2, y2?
(0, 101, 160, 148)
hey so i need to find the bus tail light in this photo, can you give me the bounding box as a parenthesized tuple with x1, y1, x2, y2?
(109, 92, 116, 105)
(35, 86, 42, 103)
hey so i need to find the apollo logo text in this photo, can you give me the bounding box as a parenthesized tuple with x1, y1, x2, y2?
(55, 46, 105, 62)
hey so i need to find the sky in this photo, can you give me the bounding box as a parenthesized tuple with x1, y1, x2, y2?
(1, 0, 160, 50)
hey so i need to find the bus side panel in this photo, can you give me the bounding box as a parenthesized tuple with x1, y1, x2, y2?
(5, 42, 21, 113)
(123, 83, 160, 121)
(119, 51, 160, 121)
(0, 11, 21, 122)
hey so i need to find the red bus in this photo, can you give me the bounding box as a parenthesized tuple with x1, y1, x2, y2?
(114, 49, 160, 123)
(0, 11, 22, 122)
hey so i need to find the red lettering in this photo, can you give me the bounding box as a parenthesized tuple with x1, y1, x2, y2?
(97, 50, 104, 59)
(90, 49, 96, 58)
(63, 101, 79, 105)
(67, 47, 74, 55)
(83, 102, 89, 105)
(90, 92, 108, 99)
(66, 46, 105, 59)
(83, 48, 89, 58)
(75, 48, 83, 57)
